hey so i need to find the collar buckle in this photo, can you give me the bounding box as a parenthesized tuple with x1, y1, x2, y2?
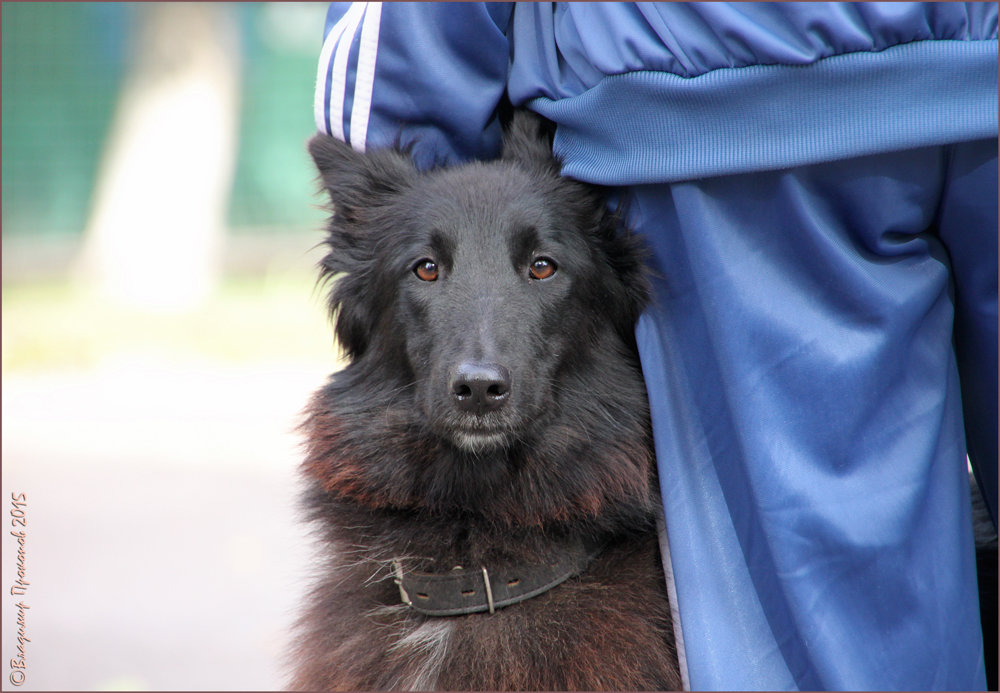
(392, 559, 412, 606)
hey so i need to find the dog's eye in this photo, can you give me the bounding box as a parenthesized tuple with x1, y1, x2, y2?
(529, 257, 557, 281)
(413, 259, 439, 282)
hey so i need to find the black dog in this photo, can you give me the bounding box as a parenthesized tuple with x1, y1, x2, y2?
(290, 112, 681, 691)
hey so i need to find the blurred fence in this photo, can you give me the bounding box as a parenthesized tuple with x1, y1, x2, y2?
(2, 2, 327, 243)
(2, 3, 127, 239)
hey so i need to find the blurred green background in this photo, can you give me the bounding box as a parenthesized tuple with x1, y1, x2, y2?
(3, 1, 337, 372)
(3, 1, 322, 239)
(2, 3, 343, 690)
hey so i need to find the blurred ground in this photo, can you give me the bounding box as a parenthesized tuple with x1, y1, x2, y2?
(1, 239, 341, 691)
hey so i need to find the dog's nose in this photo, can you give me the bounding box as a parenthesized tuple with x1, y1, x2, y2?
(450, 362, 511, 414)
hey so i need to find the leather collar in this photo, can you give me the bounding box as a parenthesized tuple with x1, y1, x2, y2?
(392, 538, 604, 617)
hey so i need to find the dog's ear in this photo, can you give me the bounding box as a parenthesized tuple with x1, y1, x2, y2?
(500, 111, 560, 175)
(308, 134, 418, 360)
(598, 209, 652, 339)
(308, 133, 416, 223)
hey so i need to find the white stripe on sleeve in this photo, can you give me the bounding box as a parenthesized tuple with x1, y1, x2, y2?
(328, 3, 367, 142)
(349, 1, 382, 152)
(313, 3, 365, 135)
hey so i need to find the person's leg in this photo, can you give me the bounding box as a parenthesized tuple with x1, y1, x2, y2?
(937, 139, 998, 526)
(936, 138, 998, 691)
(633, 144, 986, 690)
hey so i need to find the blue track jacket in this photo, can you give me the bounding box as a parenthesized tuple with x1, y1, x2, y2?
(314, 3, 998, 690)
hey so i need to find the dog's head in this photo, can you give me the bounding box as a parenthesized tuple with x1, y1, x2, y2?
(309, 113, 648, 520)
(309, 113, 650, 453)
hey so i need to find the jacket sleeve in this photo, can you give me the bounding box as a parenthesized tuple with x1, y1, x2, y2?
(314, 2, 514, 168)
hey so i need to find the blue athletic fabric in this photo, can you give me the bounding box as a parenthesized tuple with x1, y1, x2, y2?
(314, 3, 998, 690)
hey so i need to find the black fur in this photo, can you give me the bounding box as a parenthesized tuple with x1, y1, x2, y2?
(291, 112, 680, 691)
